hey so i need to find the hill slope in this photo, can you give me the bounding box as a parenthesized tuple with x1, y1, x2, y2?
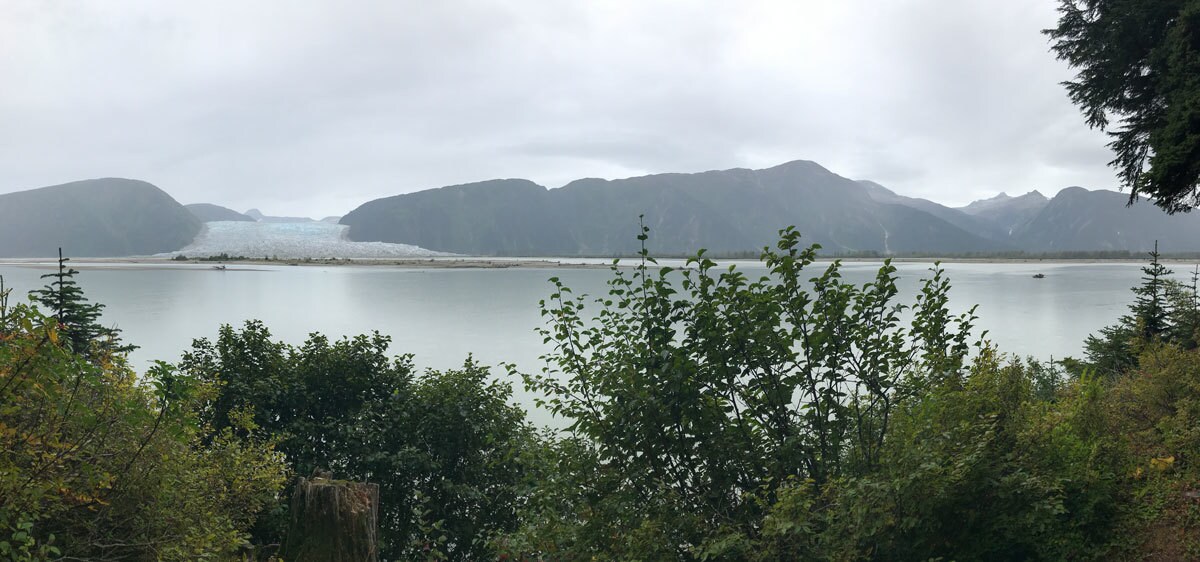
(860, 181, 1006, 241)
(0, 178, 201, 257)
(1013, 187, 1200, 252)
(341, 161, 1001, 256)
(959, 191, 1049, 235)
(186, 203, 254, 222)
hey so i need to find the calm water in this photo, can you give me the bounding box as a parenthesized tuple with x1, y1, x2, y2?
(0, 260, 1174, 425)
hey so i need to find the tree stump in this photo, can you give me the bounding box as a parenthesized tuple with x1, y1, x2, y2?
(281, 474, 380, 562)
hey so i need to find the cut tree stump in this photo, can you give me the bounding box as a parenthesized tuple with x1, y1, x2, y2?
(281, 474, 380, 562)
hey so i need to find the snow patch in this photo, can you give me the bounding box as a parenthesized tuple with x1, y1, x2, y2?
(161, 221, 452, 259)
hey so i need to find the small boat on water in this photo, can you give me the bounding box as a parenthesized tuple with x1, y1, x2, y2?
(1032, 273, 1045, 279)
(212, 265, 227, 271)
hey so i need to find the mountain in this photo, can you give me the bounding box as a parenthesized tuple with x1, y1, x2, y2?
(960, 192, 1016, 214)
(186, 203, 254, 222)
(244, 209, 316, 223)
(860, 181, 1006, 241)
(9, 167, 1192, 260)
(0, 178, 201, 257)
(1013, 187, 1200, 252)
(341, 160, 1003, 256)
(959, 191, 1049, 235)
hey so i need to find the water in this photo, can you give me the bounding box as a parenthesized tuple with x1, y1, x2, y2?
(0, 259, 1174, 425)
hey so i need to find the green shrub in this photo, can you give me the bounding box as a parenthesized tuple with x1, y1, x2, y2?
(0, 297, 285, 560)
(182, 322, 542, 560)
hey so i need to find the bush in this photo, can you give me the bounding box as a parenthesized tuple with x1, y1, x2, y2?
(181, 322, 543, 560)
(0, 294, 285, 560)
(506, 226, 982, 559)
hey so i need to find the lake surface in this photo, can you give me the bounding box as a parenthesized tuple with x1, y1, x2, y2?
(0, 260, 1178, 425)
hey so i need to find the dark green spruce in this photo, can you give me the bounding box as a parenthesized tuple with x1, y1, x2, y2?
(29, 248, 134, 357)
(1046, 0, 1200, 213)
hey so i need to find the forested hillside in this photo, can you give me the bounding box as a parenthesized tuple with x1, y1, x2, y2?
(341, 160, 1001, 256)
(0, 178, 200, 257)
(344, 160, 1200, 256)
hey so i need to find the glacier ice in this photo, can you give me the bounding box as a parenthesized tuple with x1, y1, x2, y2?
(160, 221, 452, 259)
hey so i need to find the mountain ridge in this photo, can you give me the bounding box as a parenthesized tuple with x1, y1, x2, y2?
(341, 160, 1200, 256)
(244, 209, 318, 223)
(340, 160, 1004, 256)
(7, 161, 1200, 258)
(0, 178, 201, 257)
(186, 203, 254, 222)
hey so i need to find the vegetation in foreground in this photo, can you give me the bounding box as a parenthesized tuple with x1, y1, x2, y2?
(0, 260, 286, 560)
(4, 227, 1200, 561)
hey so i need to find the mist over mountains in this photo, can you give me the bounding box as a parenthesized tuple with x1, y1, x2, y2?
(959, 191, 1051, 235)
(2, 161, 1199, 258)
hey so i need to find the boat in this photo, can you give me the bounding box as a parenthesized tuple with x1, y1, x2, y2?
(1032, 273, 1045, 279)
(212, 265, 227, 271)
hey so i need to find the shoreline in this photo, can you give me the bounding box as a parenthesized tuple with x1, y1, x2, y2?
(0, 257, 618, 270)
(1, 255, 1198, 270)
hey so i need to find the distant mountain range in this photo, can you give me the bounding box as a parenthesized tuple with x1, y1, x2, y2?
(341, 160, 1200, 256)
(1010, 187, 1200, 252)
(958, 191, 1050, 235)
(863, 181, 1200, 253)
(185, 203, 254, 222)
(3, 162, 1199, 258)
(234, 209, 342, 224)
(243, 208, 319, 223)
(340, 161, 1005, 256)
(0, 178, 200, 258)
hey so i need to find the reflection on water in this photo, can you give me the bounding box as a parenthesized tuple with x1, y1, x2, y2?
(0, 260, 1170, 425)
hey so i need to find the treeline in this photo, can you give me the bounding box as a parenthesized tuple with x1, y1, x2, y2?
(4, 231, 1200, 560)
(586, 248, 1200, 260)
(831, 249, 1200, 260)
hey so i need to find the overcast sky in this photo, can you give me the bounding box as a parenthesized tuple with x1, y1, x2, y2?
(0, 0, 1117, 217)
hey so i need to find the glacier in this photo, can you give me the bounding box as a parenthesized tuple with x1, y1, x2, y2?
(161, 221, 451, 259)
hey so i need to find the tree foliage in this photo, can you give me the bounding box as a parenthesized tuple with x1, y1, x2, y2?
(1046, 0, 1200, 213)
(509, 225, 984, 558)
(180, 323, 542, 560)
(28, 249, 132, 358)
(10, 227, 1200, 560)
(1084, 243, 1200, 375)
(0, 278, 285, 560)
(497, 227, 1200, 560)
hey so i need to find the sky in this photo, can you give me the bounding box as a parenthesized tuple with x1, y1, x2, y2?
(0, 0, 1118, 217)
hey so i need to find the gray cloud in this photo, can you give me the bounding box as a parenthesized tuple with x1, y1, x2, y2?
(0, 0, 1117, 216)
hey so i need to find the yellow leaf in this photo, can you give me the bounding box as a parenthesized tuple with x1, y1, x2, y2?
(1150, 456, 1175, 472)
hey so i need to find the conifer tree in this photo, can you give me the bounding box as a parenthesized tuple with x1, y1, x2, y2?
(30, 248, 133, 357)
(1047, 0, 1200, 213)
(1085, 241, 1177, 375)
(1132, 241, 1173, 340)
(1167, 264, 1200, 349)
